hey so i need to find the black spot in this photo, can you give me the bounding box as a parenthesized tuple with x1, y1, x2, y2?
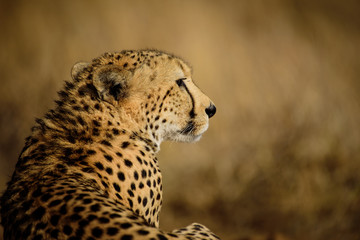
(112, 128, 120, 135)
(117, 172, 125, 181)
(124, 159, 133, 167)
(83, 198, 92, 204)
(127, 189, 134, 197)
(94, 162, 104, 170)
(90, 203, 101, 212)
(134, 171, 139, 180)
(74, 206, 85, 213)
(50, 229, 59, 238)
(92, 128, 100, 136)
(75, 193, 88, 200)
(35, 222, 47, 230)
(136, 156, 142, 164)
(98, 217, 110, 223)
(101, 140, 112, 147)
(141, 169, 147, 178)
(157, 234, 169, 240)
(31, 206, 46, 220)
(142, 197, 148, 207)
(121, 141, 130, 148)
(77, 116, 86, 126)
(40, 193, 52, 202)
(121, 235, 133, 240)
(109, 213, 121, 218)
(63, 225, 73, 235)
(56, 164, 68, 174)
(123, 63, 128, 67)
(116, 152, 123, 157)
(107, 227, 119, 236)
(104, 154, 113, 162)
(83, 104, 90, 112)
(87, 214, 97, 221)
(92, 227, 103, 238)
(79, 219, 89, 227)
(119, 223, 132, 229)
(87, 149, 96, 155)
(138, 229, 149, 235)
(113, 183, 121, 192)
(131, 183, 136, 190)
(66, 189, 76, 194)
(60, 204, 67, 214)
(102, 180, 109, 188)
(106, 167, 113, 175)
(50, 214, 60, 226)
(116, 193, 122, 200)
(128, 198, 133, 208)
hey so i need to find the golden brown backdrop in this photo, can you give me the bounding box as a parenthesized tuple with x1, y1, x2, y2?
(1, 0, 360, 239)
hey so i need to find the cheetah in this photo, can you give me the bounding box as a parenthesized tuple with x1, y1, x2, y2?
(0, 50, 219, 240)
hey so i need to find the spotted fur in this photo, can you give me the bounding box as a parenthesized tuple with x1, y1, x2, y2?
(0, 50, 218, 239)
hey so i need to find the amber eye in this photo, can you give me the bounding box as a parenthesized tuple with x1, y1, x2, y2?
(176, 78, 186, 87)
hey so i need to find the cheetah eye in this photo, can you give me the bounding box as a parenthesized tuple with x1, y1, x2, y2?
(176, 78, 187, 87)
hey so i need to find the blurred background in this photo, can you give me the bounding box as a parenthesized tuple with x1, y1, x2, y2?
(1, 0, 360, 239)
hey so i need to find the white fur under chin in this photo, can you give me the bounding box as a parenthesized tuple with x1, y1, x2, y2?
(175, 134, 202, 143)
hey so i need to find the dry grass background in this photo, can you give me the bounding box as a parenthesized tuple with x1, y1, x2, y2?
(1, 0, 360, 239)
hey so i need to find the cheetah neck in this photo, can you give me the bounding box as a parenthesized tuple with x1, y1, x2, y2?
(26, 87, 164, 227)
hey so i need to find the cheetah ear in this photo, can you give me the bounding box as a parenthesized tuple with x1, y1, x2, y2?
(92, 66, 131, 102)
(71, 62, 90, 80)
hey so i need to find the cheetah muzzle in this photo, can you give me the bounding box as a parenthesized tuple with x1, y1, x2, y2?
(0, 50, 220, 240)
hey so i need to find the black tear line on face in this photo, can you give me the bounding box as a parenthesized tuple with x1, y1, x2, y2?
(176, 78, 197, 135)
(179, 78, 196, 119)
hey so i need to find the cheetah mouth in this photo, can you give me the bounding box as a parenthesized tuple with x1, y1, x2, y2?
(176, 120, 209, 143)
(179, 121, 207, 137)
(180, 121, 196, 135)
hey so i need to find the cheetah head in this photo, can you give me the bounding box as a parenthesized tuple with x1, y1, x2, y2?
(71, 50, 216, 145)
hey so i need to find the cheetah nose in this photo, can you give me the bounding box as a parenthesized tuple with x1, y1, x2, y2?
(205, 104, 216, 118)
